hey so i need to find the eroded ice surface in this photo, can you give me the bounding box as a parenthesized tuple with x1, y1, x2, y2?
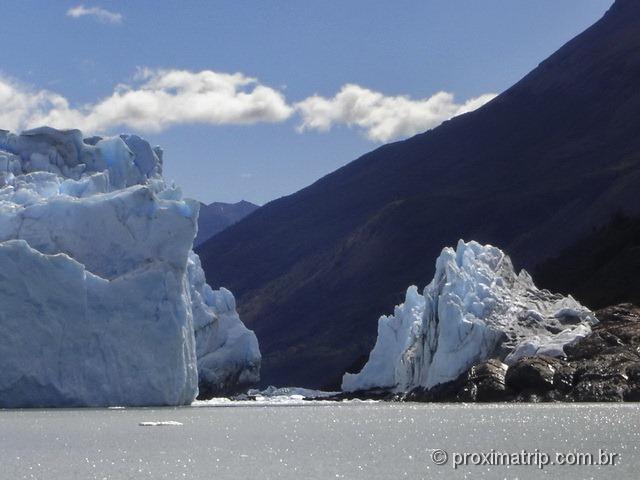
(0, 127, 260, 407)
(342, 240, 596, 392)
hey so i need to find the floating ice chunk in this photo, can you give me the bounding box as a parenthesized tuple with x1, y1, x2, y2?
(139, 421, 184, 427)
(248, 386, 339, 399)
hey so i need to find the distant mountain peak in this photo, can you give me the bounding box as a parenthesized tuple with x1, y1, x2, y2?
(194, 200, 259, 246)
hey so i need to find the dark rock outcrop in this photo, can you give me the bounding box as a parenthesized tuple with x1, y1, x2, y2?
(559, 303, 640, 402)
(404, 360, 512, 403)
(505, 356, 561, 392)
(403, 304, 640, 402)
(464, 360, 510, 401)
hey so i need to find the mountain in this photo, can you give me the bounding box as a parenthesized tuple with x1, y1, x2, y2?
(535, 214, 640, 310)
(194, 200, 259, 246)
(197, 0, 640, 389)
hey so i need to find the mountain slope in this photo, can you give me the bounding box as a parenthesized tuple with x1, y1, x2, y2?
(536, 214, 640, 309)
(197, 0, 640, 389)
(194, 200, 258, 246)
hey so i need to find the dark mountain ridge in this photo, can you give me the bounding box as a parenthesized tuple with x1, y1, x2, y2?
(198, 0, 640, 389)
(194, 200, 258, 246)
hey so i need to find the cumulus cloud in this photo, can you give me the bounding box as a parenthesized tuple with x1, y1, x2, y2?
(0, 76, 71, 132)
(295, 84, 497, 142)
(0, 72, 496, 143)
(0, 69, 293, 134)
(67, 5, 123, 24)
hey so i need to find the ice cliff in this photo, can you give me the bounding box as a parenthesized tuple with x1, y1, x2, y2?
(0, 127, 260, 407)
(342, 240, 596, 392)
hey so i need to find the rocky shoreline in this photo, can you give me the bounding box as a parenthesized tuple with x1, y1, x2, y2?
(329, 304, 640, 403)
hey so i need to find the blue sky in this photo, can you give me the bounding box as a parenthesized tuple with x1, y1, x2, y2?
(0, 1, 612, 204)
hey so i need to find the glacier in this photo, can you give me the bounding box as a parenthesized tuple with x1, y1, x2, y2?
(0, 127, 260, 407)
(342, 240, 596, 393)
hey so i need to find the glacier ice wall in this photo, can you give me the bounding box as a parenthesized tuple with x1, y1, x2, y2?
(0, 127, 260, 407)
(342, 240, 596, 393)
(188, 252, 260, 397)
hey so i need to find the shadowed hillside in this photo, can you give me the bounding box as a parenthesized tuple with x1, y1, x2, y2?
(536, 214, 640, 310)
(198, 0, 640, 389)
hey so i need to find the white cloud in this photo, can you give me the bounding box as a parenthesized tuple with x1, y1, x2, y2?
(67, 5, 123, 24)
(0, 72, 497, 143)
(295, 84, 497, 142)
(0, 76, 72, 132)
(0, 69, 293, 134)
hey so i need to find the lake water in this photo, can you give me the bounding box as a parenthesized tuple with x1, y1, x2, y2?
(1, 401, 638, 479)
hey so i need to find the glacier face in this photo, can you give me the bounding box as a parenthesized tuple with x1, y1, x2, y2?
(0, 127, 260, 407)
(188, 252, 260, 397)
(342, 240, 596, 393)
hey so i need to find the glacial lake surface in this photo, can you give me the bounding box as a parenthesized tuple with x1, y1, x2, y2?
(1, 402, 638, 479)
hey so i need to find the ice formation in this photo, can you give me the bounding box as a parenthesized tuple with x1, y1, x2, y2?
(342, 240, 596, 392)
(0, 127, 260, 407)
(188, 253, 260, 397)
(139, 421, 184, 427)
(191, 386, 339, 407)
(246, 386, 339, 399)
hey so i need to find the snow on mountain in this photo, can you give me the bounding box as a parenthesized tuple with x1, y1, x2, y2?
(0, 127, 260, 407)
(342, 240, 596, 393)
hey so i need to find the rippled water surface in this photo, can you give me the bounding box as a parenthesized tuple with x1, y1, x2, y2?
(1, 402, 638, 479)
